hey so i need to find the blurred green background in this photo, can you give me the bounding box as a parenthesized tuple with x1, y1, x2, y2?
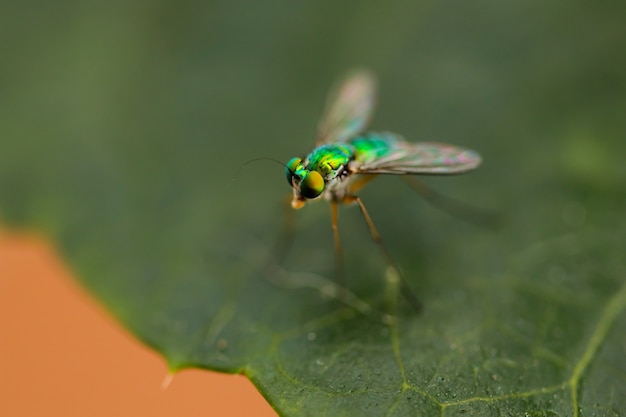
(1, 1, 625, 416)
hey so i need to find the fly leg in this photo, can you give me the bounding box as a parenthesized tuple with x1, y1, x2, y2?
(329, 174, 376, 287)
(344, 194, 423, 312)
(267, 196, 380, 320)
(330, 200, 345, 285)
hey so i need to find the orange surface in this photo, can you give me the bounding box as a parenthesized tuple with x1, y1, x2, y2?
(0, 234, 278, 417)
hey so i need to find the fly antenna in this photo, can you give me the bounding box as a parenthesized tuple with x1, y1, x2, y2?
(233, 157, 290, 181)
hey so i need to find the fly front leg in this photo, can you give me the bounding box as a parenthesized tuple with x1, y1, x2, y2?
(330, 199, 345, 286)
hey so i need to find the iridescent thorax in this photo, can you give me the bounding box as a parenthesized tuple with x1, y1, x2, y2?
(305, 144, 353, 179)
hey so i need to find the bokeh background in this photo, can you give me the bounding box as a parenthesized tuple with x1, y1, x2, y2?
(1, 1, 625, 416)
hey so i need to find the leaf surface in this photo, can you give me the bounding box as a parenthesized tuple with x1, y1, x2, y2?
(1, 1, 625, 416)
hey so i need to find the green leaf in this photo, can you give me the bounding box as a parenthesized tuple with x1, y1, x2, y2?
(2, 1, 625, 416)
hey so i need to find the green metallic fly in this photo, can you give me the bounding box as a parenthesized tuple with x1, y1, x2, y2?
(284, 70, 481, 310)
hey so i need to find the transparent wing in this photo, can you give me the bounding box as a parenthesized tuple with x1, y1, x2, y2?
(353, 134, 482, 175)
(316, 69, 377, 145)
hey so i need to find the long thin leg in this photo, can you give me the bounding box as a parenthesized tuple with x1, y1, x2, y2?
(331, 173, 375, 287)
(347, 195, 422, 312)
(402, 176, 502, 229)
(265, 196, 381, 319)
(330, 200, 345, 285)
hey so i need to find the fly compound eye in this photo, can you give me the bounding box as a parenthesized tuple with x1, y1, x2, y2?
(300, 171, 324, 199)
(286, 157, 302, 186)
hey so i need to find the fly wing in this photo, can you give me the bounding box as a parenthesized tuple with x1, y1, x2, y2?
(316, 70, 377, 145)
(354, 136, 482, 175)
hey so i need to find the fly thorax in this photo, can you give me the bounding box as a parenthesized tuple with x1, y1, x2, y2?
(305, 144, 354, 181)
